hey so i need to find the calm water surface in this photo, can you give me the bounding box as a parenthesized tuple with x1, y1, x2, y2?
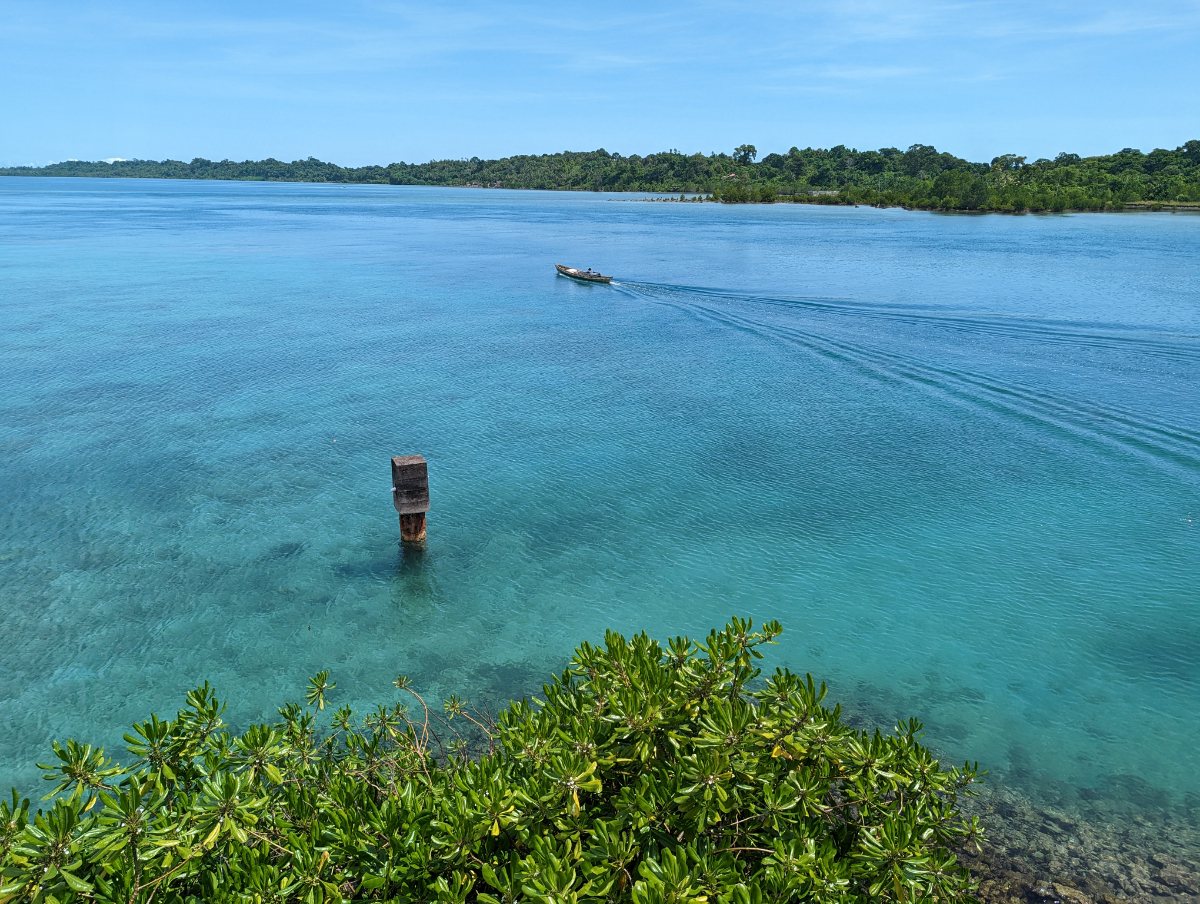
(1, 179, 1198, 820)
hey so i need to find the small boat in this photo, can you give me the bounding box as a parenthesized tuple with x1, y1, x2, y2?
(555, 264, 613, 283)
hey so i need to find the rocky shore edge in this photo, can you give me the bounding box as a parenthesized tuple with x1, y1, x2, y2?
(956, 785, 1199, 904)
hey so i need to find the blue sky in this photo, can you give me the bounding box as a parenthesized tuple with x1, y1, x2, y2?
(2, 0, 1198, 167)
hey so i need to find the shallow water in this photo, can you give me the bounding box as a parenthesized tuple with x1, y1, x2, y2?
(1, 180, 1198, 833)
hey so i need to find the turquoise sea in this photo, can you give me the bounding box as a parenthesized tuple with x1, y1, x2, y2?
(2, 179, 1198, 857)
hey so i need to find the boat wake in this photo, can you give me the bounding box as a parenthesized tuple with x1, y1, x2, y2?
(614, 281, 1200, 479)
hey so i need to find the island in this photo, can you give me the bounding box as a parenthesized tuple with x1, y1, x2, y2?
(3, 141, 1199, 213)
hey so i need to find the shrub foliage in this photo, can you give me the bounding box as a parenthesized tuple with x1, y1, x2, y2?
(1, 619, 984, 903)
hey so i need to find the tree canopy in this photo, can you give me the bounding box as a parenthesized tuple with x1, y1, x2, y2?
(4, 141, 1198, 211)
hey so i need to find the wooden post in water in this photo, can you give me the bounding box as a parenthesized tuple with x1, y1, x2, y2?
(391, 455, 430, 543)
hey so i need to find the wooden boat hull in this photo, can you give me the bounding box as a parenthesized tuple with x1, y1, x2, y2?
(556, 264, 613, 283)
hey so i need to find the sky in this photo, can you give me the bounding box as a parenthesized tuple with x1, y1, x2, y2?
(2, 0, 1199, 167)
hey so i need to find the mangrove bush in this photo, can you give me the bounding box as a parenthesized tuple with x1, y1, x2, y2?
(1, 619, 985, 903)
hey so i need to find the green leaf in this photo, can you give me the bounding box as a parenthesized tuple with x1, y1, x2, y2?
(60, 870, 94, 893)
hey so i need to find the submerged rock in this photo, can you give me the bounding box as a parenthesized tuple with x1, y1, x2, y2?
(957, 785, 1200, 904)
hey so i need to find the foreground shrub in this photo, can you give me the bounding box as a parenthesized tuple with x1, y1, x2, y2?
(1, 619, 985, 903)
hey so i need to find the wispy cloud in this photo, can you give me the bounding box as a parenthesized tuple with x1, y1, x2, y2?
(1, 0, 1197, 163)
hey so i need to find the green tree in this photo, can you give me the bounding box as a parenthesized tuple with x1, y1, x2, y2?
(734, 144, 758, 165)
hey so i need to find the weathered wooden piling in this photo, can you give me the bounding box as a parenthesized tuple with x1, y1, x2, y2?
(391, 455, 429, 543)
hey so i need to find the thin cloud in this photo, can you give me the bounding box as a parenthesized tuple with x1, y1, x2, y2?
(820, 65, 931, 81)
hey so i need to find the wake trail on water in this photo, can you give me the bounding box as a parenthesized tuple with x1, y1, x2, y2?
(614, 281, 1200, 479)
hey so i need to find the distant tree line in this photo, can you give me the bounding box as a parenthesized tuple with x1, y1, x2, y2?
(4, 141, 1199, 211)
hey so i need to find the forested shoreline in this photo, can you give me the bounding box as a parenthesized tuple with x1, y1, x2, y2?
(3, 140, 1199, 211)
